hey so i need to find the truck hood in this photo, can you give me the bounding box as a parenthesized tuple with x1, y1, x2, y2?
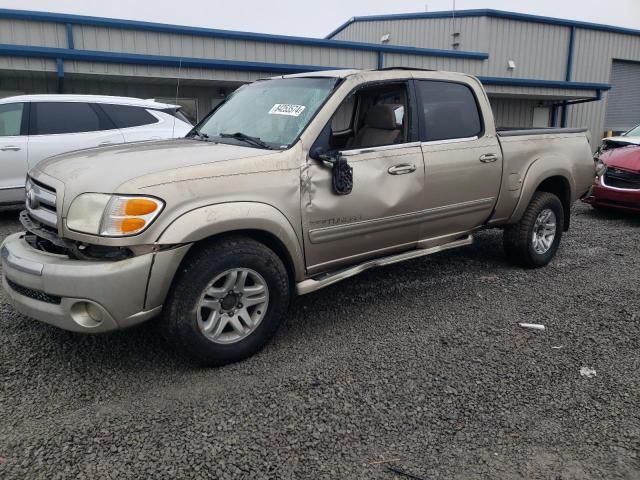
(34, 139, 269, 188)
(601, 145, 640, 173)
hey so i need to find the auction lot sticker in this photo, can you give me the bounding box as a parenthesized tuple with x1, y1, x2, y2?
(269, 104, 306, 116)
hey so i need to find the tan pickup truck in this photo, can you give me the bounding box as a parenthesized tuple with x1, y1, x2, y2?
(1, 69, 595, 365)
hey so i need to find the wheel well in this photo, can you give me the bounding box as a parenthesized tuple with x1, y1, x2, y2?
(190, 229, 297, 285)
(536, 176, 571, 231)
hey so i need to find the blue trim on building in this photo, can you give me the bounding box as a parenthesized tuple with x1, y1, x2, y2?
(0, 43, 612, 93)
(565, 26, 576, 82)
(476, 76, 610, 92)
(0, 44, 336, 74)
(55, 57, 64, 93)
(0, 8, 488, 60)
(326, 8, 640, 39)
(65, 23, 74, 49)
(377, 51, 384, 69)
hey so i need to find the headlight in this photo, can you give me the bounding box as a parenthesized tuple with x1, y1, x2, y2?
(67, 194, 164, 236)
(595, 159, 607, 177)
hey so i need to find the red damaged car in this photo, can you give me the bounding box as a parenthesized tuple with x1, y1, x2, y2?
(583, 145, 640, 212)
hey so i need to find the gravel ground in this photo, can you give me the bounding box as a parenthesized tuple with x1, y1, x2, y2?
(0, 203, 638, 480)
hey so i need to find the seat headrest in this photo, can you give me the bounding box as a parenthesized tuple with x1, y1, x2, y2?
(365, 104, 398, 130)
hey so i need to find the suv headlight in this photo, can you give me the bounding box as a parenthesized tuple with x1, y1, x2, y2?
(67, 194, 164, 236)
(595, 159, 607, 177)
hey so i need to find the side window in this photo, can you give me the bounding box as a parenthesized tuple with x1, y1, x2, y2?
(331, 95, 355, 132)
(322, 83, 408, 152)
(32, 102, 101, 135)
(0, 103, 24, 136)
(100, 104, 159, 129)
(416, 80, 482, 142)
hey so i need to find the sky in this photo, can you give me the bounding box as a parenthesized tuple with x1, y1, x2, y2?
(2, 0, 639, 37)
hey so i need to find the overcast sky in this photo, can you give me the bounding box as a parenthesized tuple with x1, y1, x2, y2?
(3, 0, 639, 37)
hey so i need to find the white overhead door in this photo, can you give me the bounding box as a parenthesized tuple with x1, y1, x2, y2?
(604, 61, 640, 133)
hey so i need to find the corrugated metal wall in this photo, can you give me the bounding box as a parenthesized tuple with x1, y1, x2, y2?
(333, 17, 570, 80)
(490, 98, 537, 128)
(568, 28, 640, 138)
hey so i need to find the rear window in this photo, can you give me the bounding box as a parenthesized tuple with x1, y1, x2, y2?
(31, 102, 101, 135)
(100, 104, 159, 128)
(416, 80, 482, 142)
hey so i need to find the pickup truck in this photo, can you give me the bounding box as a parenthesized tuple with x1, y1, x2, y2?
(1, 69, 595, 366)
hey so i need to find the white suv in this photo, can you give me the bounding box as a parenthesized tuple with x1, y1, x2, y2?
(0, 95, 193, 205)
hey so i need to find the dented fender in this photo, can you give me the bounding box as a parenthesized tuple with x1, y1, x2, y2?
(507, 156, 576, 224)
(157, 202, 305, 280)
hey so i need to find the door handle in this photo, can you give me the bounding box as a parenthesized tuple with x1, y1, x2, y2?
(388, 163, 417, 175)
(0, 145, 21, 152)
(479, 153, 498, 163)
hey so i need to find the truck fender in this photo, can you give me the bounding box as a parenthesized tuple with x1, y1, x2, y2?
(157, 202, 305, 280)
(508, 155, 575, 226)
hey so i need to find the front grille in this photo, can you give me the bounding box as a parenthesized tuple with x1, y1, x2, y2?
(6, 278, 62, 305)
(604, 169, 640, 190)
(25, 177, 58, 229)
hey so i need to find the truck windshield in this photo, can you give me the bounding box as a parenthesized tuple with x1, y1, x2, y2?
(195, 77, 338, 149)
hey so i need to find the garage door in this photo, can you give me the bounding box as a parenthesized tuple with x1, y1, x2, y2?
(604, 61, 640, 133)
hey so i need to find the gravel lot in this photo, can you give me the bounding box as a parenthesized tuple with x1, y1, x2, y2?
(0, 203, 638, 480)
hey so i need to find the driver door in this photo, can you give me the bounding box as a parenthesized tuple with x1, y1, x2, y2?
(301, 81, 425, 274)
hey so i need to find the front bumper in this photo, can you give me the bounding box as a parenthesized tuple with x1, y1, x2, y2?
(1, 232, 189, 333)
(581, 178, 640, 212)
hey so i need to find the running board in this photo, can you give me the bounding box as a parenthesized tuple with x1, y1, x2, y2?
(296, 235, 473, 295)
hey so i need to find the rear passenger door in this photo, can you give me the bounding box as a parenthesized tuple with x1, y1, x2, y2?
(0, 102, 29, 202)
(415, 80, 502, 242)
(27, 102, 125, 169)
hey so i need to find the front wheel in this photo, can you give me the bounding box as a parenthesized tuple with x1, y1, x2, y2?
(503, 191, 565, 268)
(160, 236, 290, 366)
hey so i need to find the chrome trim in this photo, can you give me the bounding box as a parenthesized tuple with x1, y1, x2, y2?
(421, 136, 478, 147)
(297, 235, 473, 295)
(308, 197, 494, 244)
(1, 245, 44, 276)
(600, 171, 640, 192)
(0, 185, 24, 190)
(340, 141, 421, 156)
(25, 178, 58, 228)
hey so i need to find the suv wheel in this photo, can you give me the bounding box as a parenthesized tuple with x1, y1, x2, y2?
(161, 236, 290, 366)
(503, 191, 565, 268)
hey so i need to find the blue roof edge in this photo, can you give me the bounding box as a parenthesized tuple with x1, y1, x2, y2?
(0, 43, 612, 92)
(326, 8, 640, 39)
(0, 8, 487, 60)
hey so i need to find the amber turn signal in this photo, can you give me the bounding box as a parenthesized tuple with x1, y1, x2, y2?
(118, 217, 147, 233)
(124, 198, 159, 216)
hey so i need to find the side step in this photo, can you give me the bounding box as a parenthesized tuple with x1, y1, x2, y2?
(296, 235, 473, 295)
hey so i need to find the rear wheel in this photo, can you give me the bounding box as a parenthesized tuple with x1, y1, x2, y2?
(503, 191, 564, 268)
(160, 236, 290, 366)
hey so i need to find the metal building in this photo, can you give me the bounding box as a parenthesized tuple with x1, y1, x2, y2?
(1, 8, 638, 143)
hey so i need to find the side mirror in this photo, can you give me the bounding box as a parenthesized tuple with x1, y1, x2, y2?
(310, 146, 352, 195)
(331, 156, 353, 196)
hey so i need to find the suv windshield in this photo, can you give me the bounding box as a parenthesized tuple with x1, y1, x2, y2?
(195, 77, 338, 149)
(624, 124, 640, 137)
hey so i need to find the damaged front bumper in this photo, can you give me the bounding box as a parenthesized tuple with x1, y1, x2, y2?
(1, 231, 190, 333)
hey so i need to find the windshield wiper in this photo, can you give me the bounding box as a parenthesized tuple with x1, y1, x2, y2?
(186, 128, 211, 141)
(219, 132, 275, 150)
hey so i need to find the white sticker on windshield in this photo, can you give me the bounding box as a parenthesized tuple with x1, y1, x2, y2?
(268, 104, 306, 117)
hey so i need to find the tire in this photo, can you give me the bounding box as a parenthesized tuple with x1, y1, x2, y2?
(503, 191, 565, 268)
(160, 235, 290, 366)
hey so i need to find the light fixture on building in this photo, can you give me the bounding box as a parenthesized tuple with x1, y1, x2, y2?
(508, 60, 517, 70)
(380, 33, 390, 43)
